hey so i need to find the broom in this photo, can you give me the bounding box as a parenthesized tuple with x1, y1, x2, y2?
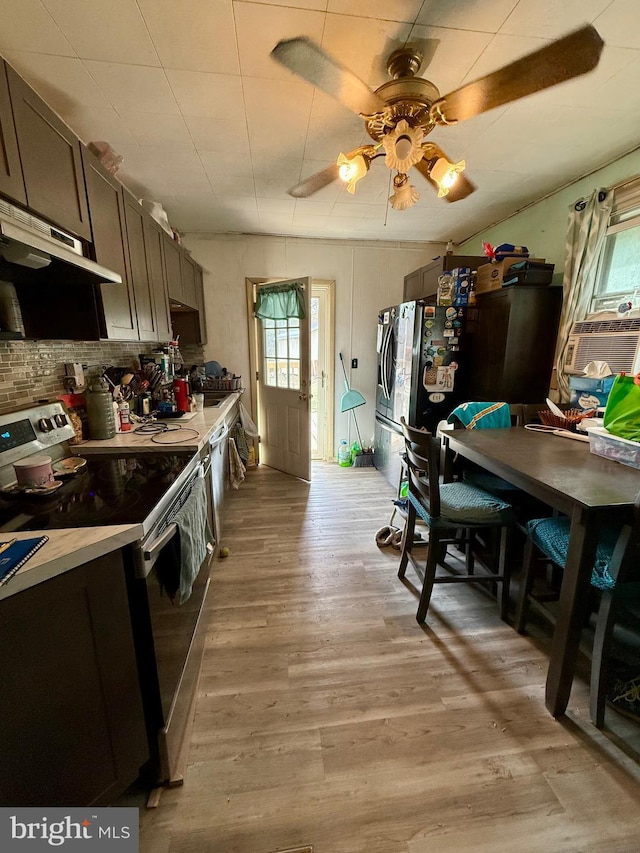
(339, 353, 375, 467)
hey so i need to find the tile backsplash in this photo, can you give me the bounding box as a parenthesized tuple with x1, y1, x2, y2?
(0, 338, 205, 415)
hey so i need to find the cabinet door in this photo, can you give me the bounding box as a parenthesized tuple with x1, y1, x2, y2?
(194, 264, 207, 345)
(123, 190, 157, 342)
(180, 251, 197, 309)
(82, 146, 138, 340)
(403, 268, 422, 302)
(7, 65, 91, 240)
(144, 216, 173, 342)
(163, 233, 183, 302)
(0, 553, 147, 806)
(0, 61, 26, 204)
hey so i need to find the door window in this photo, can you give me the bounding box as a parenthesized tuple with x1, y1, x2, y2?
(263, 318, 300, 389)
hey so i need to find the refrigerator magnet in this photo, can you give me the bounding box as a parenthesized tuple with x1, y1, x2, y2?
(444, 328, 455, 337)
(428, 392, 445, 402)
(425, 306, 436, 318)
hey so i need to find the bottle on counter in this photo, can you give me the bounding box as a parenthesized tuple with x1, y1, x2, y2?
(86, 378, 117, 440)
(118, 399, 132, 432)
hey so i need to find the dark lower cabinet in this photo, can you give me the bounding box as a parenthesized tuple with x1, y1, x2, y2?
(0, 553, 148, 806)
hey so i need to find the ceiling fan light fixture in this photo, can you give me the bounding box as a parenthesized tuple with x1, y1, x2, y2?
(389, 172, 419, 210)
(337, 151, 369, 193)
(382, 119, 424, 172)
(429, 156, 466, 197)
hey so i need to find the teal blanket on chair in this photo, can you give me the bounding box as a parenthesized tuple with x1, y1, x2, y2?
(448, 402, 511, 430)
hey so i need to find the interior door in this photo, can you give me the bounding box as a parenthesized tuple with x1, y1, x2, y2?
(256, 277, 311, 480)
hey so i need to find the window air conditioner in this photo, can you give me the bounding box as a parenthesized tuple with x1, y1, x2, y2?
(564, 317, 640, 375)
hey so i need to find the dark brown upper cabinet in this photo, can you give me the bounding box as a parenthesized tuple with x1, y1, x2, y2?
(82, 146, 138, 341)
(143, 216, 173, 343)
(0, 61, 26, 205)
(194, 264, 207, 345)
(123, 189, 158, 342)
(6, 65, 91, 240)
(163, 232, 183, 303)
(179, 251, 197, 310)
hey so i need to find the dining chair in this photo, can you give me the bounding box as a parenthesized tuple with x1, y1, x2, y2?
(398, 417, 515, 624)
(514, 491, 640, 726)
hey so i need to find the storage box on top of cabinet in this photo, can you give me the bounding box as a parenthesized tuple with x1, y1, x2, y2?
(476, 257, 546, 294)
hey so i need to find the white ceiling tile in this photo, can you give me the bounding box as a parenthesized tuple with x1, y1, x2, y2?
(42, 0, 160, 65)
(118, 113, 194, 149)
(200, 150, 254, 183)
(1, 51, 113, 111)
(84, 60, 180, 114)
(244, 76, 314, 156)
(327, 0, 422, 23)
(248, 0, 325, 8)
(499, 0, 612, 39)
(207, 173, 256, 196)
(60, 106, 139, 150)
(185, 115, 250, 153)
(137, 0, 239, 74)
(594, 0, 640, 49)
(257, 198, 297, 214)
(414, 0, 519, 32)
(0, 0, 74, 55)
(166, 69, 244, 120)
(234, 2, 326, 81)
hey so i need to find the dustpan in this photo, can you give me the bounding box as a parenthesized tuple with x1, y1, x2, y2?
(339, 353, 371, 464)
(339, 353, 365, 413)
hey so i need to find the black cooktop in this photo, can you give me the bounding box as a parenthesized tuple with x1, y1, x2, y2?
(0, 452, 194, 532)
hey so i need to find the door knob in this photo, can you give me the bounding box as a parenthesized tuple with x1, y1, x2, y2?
(298, 393, 307, 401)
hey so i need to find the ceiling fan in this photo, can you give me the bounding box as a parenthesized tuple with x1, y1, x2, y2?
(271, 26, 604, 209)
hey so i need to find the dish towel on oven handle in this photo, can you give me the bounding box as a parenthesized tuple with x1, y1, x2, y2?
(155, 477, 213, 605)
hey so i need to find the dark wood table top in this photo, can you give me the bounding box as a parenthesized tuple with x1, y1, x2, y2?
(446, 428, 640, 515)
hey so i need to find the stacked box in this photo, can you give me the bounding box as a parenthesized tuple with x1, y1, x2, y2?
(476, 257, 544, 294)
(452, 267, 472, 306)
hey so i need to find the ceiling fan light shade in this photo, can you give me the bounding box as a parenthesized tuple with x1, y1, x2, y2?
(429, 157, 466, 197)
(382, 120, 424, 172)
(389, 173, 419, 210)
(337, 152, 369, 194)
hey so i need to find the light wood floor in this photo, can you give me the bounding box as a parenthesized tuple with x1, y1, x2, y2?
(138, 462, 640, 853)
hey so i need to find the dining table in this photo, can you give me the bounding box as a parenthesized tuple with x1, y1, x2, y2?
(443, 426, 640, 718)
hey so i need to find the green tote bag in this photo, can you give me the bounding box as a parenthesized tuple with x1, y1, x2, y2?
(603, 374, 640, 442)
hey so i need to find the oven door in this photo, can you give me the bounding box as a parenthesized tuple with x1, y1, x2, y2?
(134, 461, 214, 785)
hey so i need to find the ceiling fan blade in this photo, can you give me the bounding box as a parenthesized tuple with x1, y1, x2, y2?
(431, 25, 604, 124)
(287, 164, 339, 198)
(414, 149, 476, 203)
(271, 37, 386, 116)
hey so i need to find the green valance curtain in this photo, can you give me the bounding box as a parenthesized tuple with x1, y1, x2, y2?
(255, 281, 306, 320)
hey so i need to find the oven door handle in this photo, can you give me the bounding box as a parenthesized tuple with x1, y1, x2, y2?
(209, 423, 230, 452)
(143, 522, 178, 571)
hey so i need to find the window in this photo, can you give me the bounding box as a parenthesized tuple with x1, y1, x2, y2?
(592, 183, 640, 313)
(263, 317, 300, 389)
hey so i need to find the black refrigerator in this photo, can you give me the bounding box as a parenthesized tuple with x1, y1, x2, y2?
(374, 298, 471, 489)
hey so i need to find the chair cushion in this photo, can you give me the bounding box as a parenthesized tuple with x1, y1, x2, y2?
(527, 516, 619, 591)
(409, 482, 512, 526)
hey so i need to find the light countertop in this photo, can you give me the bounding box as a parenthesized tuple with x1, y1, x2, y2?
(0, 393, 241, 599)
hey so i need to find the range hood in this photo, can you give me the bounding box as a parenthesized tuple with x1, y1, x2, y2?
(0, 199, 121, 284)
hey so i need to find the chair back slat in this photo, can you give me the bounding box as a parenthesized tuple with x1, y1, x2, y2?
(401, 417, 441, 519)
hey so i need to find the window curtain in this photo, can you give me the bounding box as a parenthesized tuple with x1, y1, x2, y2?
(255, 281, 306, 320)
(555, 188, 612, 401)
